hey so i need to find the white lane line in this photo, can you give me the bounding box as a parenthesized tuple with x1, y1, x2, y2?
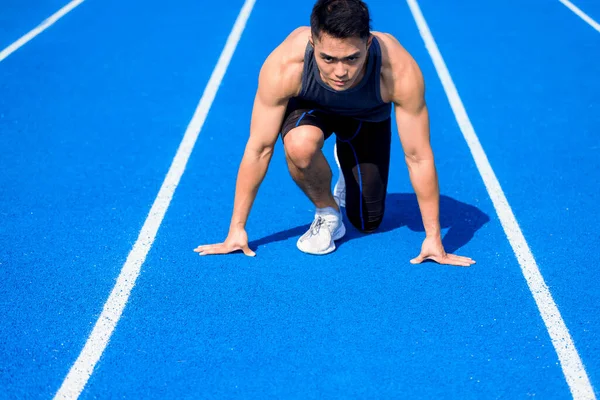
(405, 0, 596, 399)
(559, 0, 600, 33)
(52, 0, 257, 398)
(0, 0, 86, 63)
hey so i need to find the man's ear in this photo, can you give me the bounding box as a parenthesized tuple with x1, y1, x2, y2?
(366, 35, 373, 50)
(309, 35, 315, 47)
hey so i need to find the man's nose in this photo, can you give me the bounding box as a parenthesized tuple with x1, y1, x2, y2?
(334, 62, 347, 78)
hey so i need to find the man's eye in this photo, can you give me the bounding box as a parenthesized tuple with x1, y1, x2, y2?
(323, 57, 333, 62)
(347, 57, 357, 62)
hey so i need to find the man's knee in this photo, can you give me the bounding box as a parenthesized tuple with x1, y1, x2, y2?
(283, 126, 324, 170)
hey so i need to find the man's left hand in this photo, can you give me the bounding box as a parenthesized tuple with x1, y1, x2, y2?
(410, 236, 475, 267)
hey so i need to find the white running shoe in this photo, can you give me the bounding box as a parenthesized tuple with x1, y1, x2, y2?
(333, 143, 346, 208)
(297, 207, 346, 255)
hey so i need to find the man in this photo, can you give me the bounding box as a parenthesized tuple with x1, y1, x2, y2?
(194, 0, 475, 267)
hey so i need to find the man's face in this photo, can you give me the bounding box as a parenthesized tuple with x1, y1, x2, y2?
(311, 32, 372, 91)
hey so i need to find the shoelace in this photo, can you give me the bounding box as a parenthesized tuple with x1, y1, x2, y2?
(309, 216, 326, 236)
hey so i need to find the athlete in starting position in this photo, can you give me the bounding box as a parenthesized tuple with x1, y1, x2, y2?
(194, 0, 475, 267)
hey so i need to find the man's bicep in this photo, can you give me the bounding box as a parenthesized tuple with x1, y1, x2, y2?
(244, 42, 299, 154)
(387, 51, 433, 162)
(246, 88, 288, 154)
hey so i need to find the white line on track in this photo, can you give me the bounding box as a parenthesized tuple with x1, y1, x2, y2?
(559, 0, 600, 33)
(405, 0, 596, 398)
(0, 0, 86, 63)
(52, 0, 257, 398)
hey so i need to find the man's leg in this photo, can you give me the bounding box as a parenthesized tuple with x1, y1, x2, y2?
(283, 125, 339, 212)
(335, 118, 392, 233)
(280, 108, 345, 255)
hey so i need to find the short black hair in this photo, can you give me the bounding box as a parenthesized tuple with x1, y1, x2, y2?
(310, 0, 372, 41)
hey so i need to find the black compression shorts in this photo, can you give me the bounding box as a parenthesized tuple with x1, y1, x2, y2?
(281, 106, 392, 233)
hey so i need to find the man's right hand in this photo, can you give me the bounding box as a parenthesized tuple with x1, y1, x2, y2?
(193, 228, 256, 257)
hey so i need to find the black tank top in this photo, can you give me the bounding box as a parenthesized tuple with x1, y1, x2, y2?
(291, 36, 392, 122)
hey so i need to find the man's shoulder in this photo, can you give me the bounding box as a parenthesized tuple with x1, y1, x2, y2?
(284, 26, 312, 51)
(372, 32, 424, 104)
(259, 27, 310, 99)
(372, 31, 419, 80)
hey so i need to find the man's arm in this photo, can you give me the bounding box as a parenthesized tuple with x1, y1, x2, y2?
(392, 56, 475, 267)
(393, 66, 440, 238)
(194, 49, 294, 256)
(229, 64, 289, 231)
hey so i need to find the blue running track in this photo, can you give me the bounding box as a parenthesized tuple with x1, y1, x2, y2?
(1, 0, 598, 398)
